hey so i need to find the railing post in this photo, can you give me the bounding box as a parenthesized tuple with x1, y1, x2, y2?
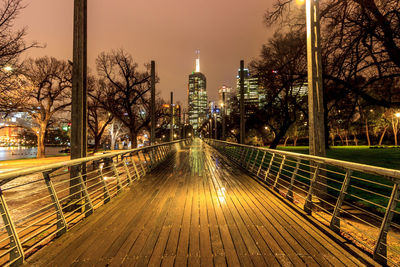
(130, 155, 141, 180)
(257, 151, 266, 177)
(43, 172, 67, 237)
(251, 150, 260, 172)
(239, 147, 246, 163)
(264, 153, 275, 181)
(330, 169, 352, 232)
(98, 163, 111, 204)
(78, 171, 94, 217)
(122, 157, 133, 184)
(304, 163, 320, 215)
(0, 188, 24, 266)
(242, 148, 250, 166)
(138, 152, 147, 175)
(273, 155, 286, 191)
(373, 183, 400, 265)
(286, 159, 301, 202)
(246, 149, 254, 169)
(112, 161, 123, 191)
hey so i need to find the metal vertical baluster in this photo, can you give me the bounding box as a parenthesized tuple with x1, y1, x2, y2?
(330, 169, 352, 232)
(373, 183, 400, 265)
(246, 149, 254, 169)
(130, 155, 141, 180)
(43, 172, 67, 237)
(251, 150, 260, 173)
(122, 157, 133, 184)
(138, 151, 146, 175)
(286, 159, 301, 202)
(98, 162, 111, 204)
(304, 163, 320, 215)
(112, 161, 123, 191)
(77, 170, 94, 217)
(265, 153, 275, 181)
(0, 188, 24, 266)
(273, 156, 286, 191)
(257, 151, 266, 177)
(242, 148, 250, 166)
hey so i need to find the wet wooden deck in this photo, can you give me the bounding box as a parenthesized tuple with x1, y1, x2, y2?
(27, 139, 374, 266)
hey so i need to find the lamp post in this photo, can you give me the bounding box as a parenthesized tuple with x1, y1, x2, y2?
(150, 61, 156, 145)
(306, 0, 325, 157)
(70, 0, 87, 198)
(214, 113, 217, 139)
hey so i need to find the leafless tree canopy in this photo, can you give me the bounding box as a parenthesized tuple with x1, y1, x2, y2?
(94, 49, 153, 147)
(0, 0, 40, 109)
(9, 57, 72, 157)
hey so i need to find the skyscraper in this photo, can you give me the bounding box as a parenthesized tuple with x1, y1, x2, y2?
(219, 85, 233, 116)
(236, 68, 264, 113)
(188, 51, 208, 131)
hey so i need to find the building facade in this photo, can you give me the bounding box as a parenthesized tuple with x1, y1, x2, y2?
(188, 53, 208, 131)
(236, 69, 265, 113)
(218, 85, 233, 116)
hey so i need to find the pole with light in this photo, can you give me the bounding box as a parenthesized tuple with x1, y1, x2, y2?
(305, 0, 325, 157)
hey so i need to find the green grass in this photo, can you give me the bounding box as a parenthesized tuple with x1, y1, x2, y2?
(276, 145, 400, 170)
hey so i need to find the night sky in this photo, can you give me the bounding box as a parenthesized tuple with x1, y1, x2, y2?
(15, 0, 274, 106)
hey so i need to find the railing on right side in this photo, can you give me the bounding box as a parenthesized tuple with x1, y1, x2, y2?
(206, 139, 400, 266)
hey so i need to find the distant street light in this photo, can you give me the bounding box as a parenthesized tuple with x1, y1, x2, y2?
(3, 66, 12, 72)
(396, 112, 400, 118)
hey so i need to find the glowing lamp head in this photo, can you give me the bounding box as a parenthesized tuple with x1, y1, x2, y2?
(396, 113, 400, 118)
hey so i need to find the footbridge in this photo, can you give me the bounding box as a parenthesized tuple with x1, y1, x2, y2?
(0, 138, 399, 266)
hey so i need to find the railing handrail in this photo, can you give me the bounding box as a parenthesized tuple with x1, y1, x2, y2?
(207, 139, 400, 182)
(0, 140, 184, 185)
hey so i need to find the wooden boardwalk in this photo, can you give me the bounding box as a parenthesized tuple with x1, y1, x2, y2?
(27, 139, 375, 266)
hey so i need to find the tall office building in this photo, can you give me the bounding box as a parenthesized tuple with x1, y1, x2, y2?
(236, 68, 264, 113)
(188, 51, 208, 131)
(218, 85, 233, 116)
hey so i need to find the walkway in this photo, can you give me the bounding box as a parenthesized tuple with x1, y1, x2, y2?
(27, 139, 373, 266)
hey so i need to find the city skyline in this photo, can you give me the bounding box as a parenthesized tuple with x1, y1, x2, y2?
(14, 0, 274, 105)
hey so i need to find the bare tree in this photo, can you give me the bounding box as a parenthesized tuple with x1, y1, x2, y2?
(9, 57, 71, 158)
(88, 79, 113, 154)
(0, 0, 39, 108)
(251, 31, 308, 148)
(94, 49, 160, 147)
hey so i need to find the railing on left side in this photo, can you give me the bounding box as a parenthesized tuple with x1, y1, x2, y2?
(205, 138, 400, 266)
(0, 139, 191, 266)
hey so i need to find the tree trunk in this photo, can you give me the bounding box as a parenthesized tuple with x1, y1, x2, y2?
(283, 136, 289, 146)
(130, 130, 137, 148)
(365, 119, 371, 146)
(330, 132, 335, 146)
(36, 123, 46, 158)
(345, 132, 349, 146)
(269, 123, 292, 149)
(379, 126, 388, 146)
(93, 136, 100, 154)
(337, 128, 344, 145)
(293, 136, 298, 146)
(353, 134, 358, 146)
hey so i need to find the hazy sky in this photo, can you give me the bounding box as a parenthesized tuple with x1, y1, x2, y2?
(15, 0, 274, 106)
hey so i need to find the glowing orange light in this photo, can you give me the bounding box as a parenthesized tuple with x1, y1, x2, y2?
(296, 0, 305, 5)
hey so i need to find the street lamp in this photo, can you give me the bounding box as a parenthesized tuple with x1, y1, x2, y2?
(305, 0, 326, 157)
(396, 113, 400, 118)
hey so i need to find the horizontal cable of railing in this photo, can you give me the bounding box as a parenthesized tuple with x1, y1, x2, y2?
(205, 138, 399, 266)
(0, 139, 191, 266)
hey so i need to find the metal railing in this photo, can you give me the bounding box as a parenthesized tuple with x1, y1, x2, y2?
(206, 139, 400, 266)
(0, 139, 190, 266)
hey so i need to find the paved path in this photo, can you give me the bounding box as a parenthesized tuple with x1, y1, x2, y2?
(27, 139, 374, 266)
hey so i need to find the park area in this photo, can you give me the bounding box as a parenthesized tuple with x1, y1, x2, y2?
(278, 146, 400, 170)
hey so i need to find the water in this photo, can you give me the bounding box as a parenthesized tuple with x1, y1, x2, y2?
(0, 146, 67, 161)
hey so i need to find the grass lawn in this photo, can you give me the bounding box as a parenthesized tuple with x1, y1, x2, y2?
(276, 145, 400, 170)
